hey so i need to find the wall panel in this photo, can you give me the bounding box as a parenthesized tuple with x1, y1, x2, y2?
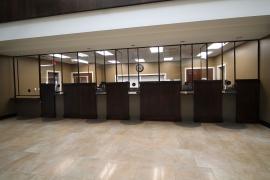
(40, 84, 55, 117)
(140, 81, 181, 121)
(0, 0, 171, 23)
(236, 79, 259, 123)
(260, 37, 270, 124)
(194, 80, 223, 122)
(63, 83, 97, 119)
(106, 82, 129, 120)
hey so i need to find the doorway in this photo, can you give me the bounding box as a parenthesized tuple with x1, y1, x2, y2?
(185, 67, 215, 83)
(46, 70, 62, 92)
(72, 72, 93, 83)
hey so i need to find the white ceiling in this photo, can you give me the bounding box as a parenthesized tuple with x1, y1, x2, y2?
(0, 16, 269, 56)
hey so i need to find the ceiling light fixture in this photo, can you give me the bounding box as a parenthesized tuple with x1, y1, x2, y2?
(71, 59, 89, 64)
(150, 47, 163, 53)
(197, 51, 213, 59)
(107, 60, 120, 64)
(164, 57, 173, 61)
(78, 53, 89, 57)
(96, 51, 113, 56)
(208, 43, 228, 50)
(135, 58, 145, 63)
(40, 64, 53, 67)
(49, 54, 70, 59)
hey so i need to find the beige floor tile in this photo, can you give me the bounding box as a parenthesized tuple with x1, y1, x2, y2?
(0, 118, 269, 180)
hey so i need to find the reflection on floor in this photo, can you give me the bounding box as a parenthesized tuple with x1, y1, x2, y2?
(0, 118, 269, 180)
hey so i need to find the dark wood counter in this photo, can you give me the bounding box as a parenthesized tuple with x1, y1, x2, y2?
(11, 97, 41, 117)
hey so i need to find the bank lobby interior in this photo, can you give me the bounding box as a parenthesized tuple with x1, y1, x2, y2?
(11, 41, 263, 122)
(0, 38, 269, 179)
(1, 1, 270, 180)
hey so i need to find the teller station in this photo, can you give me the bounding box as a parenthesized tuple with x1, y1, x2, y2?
(13, 40, 260, 123)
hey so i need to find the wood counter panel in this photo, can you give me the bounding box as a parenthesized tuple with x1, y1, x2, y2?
(140, 81, 181, 121)
(1, 0, 172, 23)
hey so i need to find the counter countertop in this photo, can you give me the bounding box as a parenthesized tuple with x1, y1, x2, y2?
(12, 90, 236, 99)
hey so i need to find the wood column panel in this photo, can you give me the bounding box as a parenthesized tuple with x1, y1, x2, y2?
(63, 83, 97, 119)
(106, 82, 129, 120)
(40, 84, 56, 118)
(236, 79, 259, 123)
(79, 83, 97, 119)
(63, 84, 80, 118)
(194, 80, 223, 122)
(140, 81, 181, 121)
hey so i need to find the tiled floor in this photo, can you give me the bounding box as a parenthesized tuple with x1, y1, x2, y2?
(0, 118, 269, 180)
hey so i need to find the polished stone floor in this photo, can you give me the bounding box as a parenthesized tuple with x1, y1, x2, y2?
(0, 117, 269, 180)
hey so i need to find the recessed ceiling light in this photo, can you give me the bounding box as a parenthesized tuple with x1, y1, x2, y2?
(197, 51, 213, 59)
(208, 43, 228, 50)
(49, 54, 70, 59)
(71, 59, 89, 64)
(96, 51, 113, 56)
(107, 60, 120, 64)
(40, 64, 53, 67)
(180, 41, 186, 43)
(150, 47, 163, 53)
(164, 57, 173, 61)
(135, 58, 145, 62)
(78, 53, 88, 57)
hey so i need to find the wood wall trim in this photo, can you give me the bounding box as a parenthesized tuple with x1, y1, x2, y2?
(1, 0, 172, 23)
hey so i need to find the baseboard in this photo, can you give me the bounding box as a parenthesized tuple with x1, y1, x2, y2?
(0, 113, 17, 120)
(260, 120, 270, 128)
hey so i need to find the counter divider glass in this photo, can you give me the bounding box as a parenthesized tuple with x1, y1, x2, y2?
(11, 40, 260, 123)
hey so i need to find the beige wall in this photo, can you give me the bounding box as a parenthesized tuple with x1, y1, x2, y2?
(41, 61, 103, 84)
(236, 41, 258, 79)
(41, 61, 77, 84)
(0, 56, 15, 116)
(18, 58, 105, 89)
(211, 49, 235, 83)
(211, 41, 258, 84)
(260, 37, 270, 123)
(17, 57, 39, 95)
(102, 58, 217, 83)
(14, 41, 259, 93)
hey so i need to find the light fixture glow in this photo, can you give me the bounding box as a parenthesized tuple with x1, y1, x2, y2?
(49, 54, 70, 59)
(150, 47, 163, 53)
(107, 60, 120, 64)
(96, 51, 113, 56)
(197, 51, 213, 59)
(208, 42, 228, 50)
(71, 59, 89, 64)
(164, 57, 173, 61)
(78, 53, 88, 57)
(135, 58, 145, 62)
(40, 64, 53, 67)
